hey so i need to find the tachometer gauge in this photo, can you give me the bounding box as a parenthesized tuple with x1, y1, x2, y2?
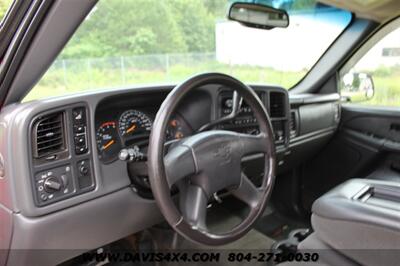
(118, 110, 152, 140)
(96, 121, 121, 162)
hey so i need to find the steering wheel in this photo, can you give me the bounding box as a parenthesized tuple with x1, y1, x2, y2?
(148, 73, 276, 246)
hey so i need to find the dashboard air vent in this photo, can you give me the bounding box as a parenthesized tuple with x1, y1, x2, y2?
(33, 112, 65, 158)
(269, 92, 286, 118)
(289, 111, 297, 137)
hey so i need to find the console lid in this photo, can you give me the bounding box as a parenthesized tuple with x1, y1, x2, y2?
(311, 178, 400, 266)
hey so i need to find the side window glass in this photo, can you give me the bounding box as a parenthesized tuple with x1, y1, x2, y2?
(340, 21, 400, 107)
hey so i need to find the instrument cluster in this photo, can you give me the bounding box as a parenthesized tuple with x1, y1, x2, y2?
(96, 109, 191, 163)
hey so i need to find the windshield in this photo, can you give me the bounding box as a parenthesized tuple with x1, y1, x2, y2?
(24, 0, 351, 102)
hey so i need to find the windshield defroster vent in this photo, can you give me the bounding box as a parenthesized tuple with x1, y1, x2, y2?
(32, 112, 66, 158)
(269, 92, 286, 118)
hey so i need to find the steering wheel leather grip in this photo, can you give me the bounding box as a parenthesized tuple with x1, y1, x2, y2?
(148, 73, 276, 246)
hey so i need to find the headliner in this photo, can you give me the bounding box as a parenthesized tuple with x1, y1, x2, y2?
(320, 0, 400, 22)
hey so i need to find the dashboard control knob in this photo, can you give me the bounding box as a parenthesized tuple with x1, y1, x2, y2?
(119, 149, 129, 161)
(44, 177, 62, 192)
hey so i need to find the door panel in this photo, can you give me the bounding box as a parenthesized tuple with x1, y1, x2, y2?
(342, 105, 400, 145)
(300, 104, 400, 211)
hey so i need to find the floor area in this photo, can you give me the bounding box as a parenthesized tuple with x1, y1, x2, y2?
(62, 196, 311, 266)
(142, 198, 310, 266)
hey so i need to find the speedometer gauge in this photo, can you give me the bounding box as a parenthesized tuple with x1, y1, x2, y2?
(118, 110, 152, 140)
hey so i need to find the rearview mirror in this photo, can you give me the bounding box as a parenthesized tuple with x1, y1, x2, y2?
(342, 72, 375, 102)
(228, 2, 289, 30)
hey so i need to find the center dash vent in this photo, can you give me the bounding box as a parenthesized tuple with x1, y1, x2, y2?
(33, 112, 65, 158)
(269, 92, 286, 118)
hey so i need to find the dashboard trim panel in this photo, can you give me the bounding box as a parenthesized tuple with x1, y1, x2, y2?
(0, 85, 339, 217)
(0, 84, 340, 266)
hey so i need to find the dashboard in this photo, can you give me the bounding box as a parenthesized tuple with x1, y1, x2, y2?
(0, 83, 340, 265)
(93, 85, 290, 196)
(94, 87, 288, 164)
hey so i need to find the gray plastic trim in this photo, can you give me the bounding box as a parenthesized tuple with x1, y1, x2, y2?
(289, 93, 340, 105)
(0, 205, 12, 266)
(0, 86, 176, 217)
(7, 187, 163, 266)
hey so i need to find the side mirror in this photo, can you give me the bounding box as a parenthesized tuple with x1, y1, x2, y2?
(228, 2, 289, 30)
(342, 72, 375, 102)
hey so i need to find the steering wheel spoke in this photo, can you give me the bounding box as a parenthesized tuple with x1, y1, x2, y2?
(179, 183, 209, 230)
(164, 145, 197, 187)
(231, 173, 262, 209)
(238, 132, 269, 157)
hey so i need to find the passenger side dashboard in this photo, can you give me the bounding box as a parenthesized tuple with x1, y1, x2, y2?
(281, 93, 341, 173)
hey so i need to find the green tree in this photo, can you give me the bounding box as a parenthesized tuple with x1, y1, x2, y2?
(60, 0, 228, 59)
(168, 0, 215, 52)
(61, 0, 188, 58)
(127, 28, 157, 55)
(204, 0, 228, 18)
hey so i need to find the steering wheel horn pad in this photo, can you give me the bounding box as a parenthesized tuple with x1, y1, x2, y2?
(148, 73, 276, 246)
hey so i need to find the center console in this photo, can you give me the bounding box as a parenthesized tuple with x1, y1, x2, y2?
(311, 178, 400, 266)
